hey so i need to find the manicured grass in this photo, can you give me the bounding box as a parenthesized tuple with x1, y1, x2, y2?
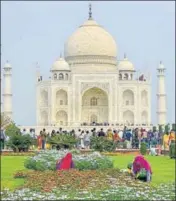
(1, 155, 175, 190)
(111, 155, 175, 186)
(1, 156, 27, 190)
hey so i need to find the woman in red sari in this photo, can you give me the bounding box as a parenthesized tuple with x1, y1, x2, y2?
(56, 153, 75, 170)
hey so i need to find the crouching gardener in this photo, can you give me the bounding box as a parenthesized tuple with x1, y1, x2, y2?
(127, 155, 152, 182)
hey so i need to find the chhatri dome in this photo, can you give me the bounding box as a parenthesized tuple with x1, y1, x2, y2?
(51, 55, 70, 71)
(4, 60, 12, 68)
(64, 4, 117, 66)
(118, 54, 135, 71)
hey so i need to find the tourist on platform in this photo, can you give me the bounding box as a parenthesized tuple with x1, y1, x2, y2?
(51, 130, 56, 137)
(142, 129, 148, 144)
(131, 155, 152, 182)
(126, 129, 132, 149)
(138, 129, 142, 148)
(45, 132, 50, 149)
(98, 128, 105, 137)
(21, 129, 27, 136)
(59, 127, 62, 133)
(93, 128, 97, 136)
(147, 130, 153, 148)
(75, 129, 81, 148)
(79, 131, 85, 149)
(150, 133, 157, 148)
(168, 130, 176, 158)
(84, 131, 91, 149)
(113, 130, 121, 142)
(32, 129, 37, 139)
(157, 131, 162, 145)
(133, 128, 139, 149)
(37, 131, 42, 150)
(41, 128, 47, 150)
(71, 129, 76, 137)
(163, 132, 169, 150)
(0, 127, 6, 151)
(56, 153, 75, 171)
(122, 126, 127, 139)
(118, 130, 123, 139)
(106, 129, 113, 141)
(91, 128, 95, 137)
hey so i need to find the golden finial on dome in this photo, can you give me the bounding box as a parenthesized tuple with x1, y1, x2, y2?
(124, 53, 127, 59)
(88, 3, 93, 20)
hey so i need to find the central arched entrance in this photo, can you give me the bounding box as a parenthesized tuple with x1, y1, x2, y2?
(56, 110, 68, 126)
(82, 87, 108, 124)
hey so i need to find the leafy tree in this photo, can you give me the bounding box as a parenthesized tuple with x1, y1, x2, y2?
(5, 123, 21, 137)
(0, 113, 12, 129)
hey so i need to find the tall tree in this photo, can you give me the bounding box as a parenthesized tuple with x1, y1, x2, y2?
(0, 112, 12, 129)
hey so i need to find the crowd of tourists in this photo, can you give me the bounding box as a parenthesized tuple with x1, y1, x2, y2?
(1, 125, 175, 157)
(33, 126, 175, 155)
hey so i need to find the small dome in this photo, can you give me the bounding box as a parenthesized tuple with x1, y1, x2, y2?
(118, 55, 134, 71)
(157, 61, 165, 69)
(4, 61, 11, 68)
(51, 57, 70, 71)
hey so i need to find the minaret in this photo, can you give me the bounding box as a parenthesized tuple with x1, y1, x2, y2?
(157, 61, 167, 125)
(3, 60, 13, 120)
(36, 62, 41, 82)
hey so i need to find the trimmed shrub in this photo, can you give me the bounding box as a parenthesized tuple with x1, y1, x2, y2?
(6, 134, 34, 152)
(90, 136, 117, 152)
(47, 135, 78, 150)
(24, 150, 113, 171)
(140, 142, 147, 155)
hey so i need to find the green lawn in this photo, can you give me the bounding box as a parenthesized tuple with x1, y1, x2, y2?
(1, 156, 28, 190)
(111, 155, 175, 186)
(1, 155, 175, 190)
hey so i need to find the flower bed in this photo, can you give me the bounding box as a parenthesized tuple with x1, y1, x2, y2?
(12, 168, 148, 193)
(24, 150, 113, 171)
(1, 182, 175, 200)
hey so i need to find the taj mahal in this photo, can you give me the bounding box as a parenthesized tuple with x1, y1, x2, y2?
(2, 5, 167, 132)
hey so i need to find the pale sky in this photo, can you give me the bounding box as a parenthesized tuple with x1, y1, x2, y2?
(1, 1, 175, 126)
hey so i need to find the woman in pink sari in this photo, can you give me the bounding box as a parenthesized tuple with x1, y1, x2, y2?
(132, 155, 152, 182)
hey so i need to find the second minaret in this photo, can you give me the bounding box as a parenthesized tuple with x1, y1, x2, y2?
(3, 61, 13, 120)
(157, 61, 167, 125)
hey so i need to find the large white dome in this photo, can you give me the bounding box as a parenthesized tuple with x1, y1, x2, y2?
(64, 19, 117, 66)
